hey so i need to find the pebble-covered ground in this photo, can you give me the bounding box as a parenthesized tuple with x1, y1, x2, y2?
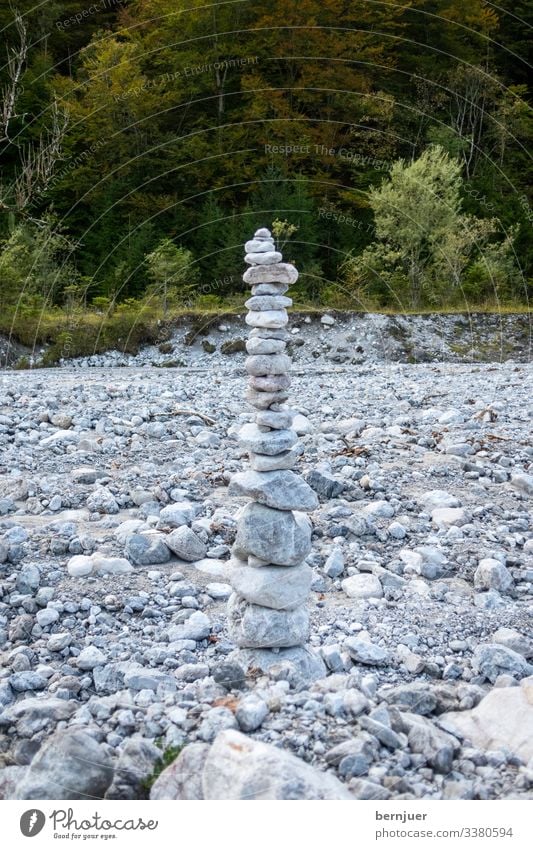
(0, 324, 532, 800)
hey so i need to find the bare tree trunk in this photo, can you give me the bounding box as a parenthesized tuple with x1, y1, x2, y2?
(0, 12, 28, 144)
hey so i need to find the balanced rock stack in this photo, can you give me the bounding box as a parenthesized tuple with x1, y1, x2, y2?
(227, 228, 325, 679)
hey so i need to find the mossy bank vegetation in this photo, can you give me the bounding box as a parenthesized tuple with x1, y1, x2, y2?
(0, 1, 531, 362)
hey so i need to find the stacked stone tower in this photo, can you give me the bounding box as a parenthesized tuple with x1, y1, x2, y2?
(227, 228, 325, 678)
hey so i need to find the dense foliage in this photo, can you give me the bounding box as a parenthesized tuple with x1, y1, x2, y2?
(0, 0, 531, 325)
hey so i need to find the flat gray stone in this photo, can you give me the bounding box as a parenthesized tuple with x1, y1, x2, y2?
(245, 295, 292, 311)
(249, 327, 289, 340)
(197, 706, 238, 742)
(238, 422, 297, 456)
(245, 251, 282, 265)
(229, 469, 318, 511)
(431, 507, 468, 528)
(71, 466, 97, 484)
(9, 672, 47, 692)
(231, 562, 312, 610)
(245, 353, 292, 376)
(245, 310, 288, 329)
(243, 262, 298, 286)
(245, 388, 290, 410)
(249, 446, 302, 471)
(212, 661, 247, 690)
(419, 490, 460, 510)
(246, 337, 287, 355)
(383, 683, 438, 715)
(249, 374, 291, 392)
(92, 554, 134, 576)
(234, 503, 312, 565)
(492, 627, 532, 658)
(324, 547, 345, 578)
(245, 239, 276, 253)
(251, 282, 290, 296)
(404, 713, 460, 774)
(306, 468, 345, 499)
(228, 593, 309, 648)
(66, 555, 94, 577)
(255, 409, 293, 429)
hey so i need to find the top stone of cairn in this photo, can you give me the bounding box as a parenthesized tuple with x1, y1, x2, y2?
(242, 229, 299, 286)
(244, 228, 282, 266)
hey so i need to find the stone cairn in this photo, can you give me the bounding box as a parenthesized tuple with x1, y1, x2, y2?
(227, 228, 326, 679)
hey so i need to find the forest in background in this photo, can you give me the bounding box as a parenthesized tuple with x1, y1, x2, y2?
(0, 0, 531, 358)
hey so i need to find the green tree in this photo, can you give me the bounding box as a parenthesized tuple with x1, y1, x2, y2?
(353, 147, 463, 306)
(343, 146, 518, 308)
(0, 216, 78, 308)
(145, 238, 198, 315)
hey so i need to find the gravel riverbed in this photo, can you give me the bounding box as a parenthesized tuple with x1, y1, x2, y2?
(0, 348, 532, 800)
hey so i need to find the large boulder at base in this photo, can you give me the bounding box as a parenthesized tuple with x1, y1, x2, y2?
(150, 743, 210, 800)
(10, 729, 114, 799)
(439, 677, 533, 763)
(106, 739, 162, 799)
(230, 646, 326, 681)
(202, 730, 353, 799)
